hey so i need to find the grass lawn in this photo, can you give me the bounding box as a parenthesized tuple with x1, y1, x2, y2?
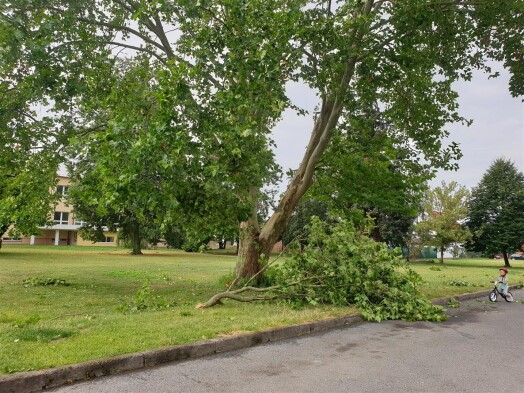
(0, 246, 352, 375)
(1, 246, 523, 375)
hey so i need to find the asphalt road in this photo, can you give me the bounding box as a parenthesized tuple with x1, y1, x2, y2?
(52, 290, 524, 393)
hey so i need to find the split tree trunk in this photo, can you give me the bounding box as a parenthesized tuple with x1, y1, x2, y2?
(234, 0, 375, 281)
(236, 96, 348, 279)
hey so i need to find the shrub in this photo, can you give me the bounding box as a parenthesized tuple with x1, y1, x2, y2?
(272, 217, 445, 322)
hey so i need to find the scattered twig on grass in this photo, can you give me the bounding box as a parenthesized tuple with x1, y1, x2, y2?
(49, 313, 90, 321)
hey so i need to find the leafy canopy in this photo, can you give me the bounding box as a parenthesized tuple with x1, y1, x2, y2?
(466, 158, 524, 257)
(0, 0, 522, 245)
(415, 181, 471, 259)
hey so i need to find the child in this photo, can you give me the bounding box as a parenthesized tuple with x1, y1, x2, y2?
(496, 267, 509, 294)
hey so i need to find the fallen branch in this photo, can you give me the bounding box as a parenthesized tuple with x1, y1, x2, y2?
(197, 272, 328, 309)
(196, 285, 284, 308)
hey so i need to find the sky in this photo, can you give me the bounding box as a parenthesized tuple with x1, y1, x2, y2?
(271, 66, 523, 192)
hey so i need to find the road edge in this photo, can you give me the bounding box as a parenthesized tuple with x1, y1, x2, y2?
(0, 285, 520, 393)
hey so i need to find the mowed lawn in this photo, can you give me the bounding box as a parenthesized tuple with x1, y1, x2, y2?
(0, 246, 352, 375)
(1, 246, 523, 375)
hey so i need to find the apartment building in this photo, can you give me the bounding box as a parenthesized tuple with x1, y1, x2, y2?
(1, 176, 118, 247)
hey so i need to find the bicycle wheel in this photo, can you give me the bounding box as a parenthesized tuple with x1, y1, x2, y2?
(489, 291, 497, 302)
(504, 292, 513, 302)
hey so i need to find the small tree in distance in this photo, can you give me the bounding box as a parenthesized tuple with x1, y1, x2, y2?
(466, 159, 524, 267)
(415, 181, 471, 263)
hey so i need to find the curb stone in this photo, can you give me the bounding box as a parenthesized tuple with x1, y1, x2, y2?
(0, 286, 520, 393)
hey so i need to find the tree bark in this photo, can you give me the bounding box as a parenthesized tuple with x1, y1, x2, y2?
(440, 247, 444, 263)
(502, 251, 511, 268)
(129, 221, 142, 255)
(236, 188, 262, 281)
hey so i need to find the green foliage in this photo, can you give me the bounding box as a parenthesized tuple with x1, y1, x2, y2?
(466, 159, 524, 258)
(312, 114, 427, 236)
(1, 1, 522, 267)
(446, 298, 460, 308)
(282, 197, 329, 248)
(429, 266, 442, 271)
(415, 181, 471, 261)
(117, 284, 177, 313)
(447, 280, 470, 287)
(22, 277, 69, 287)
(273, 217, 445, 322)
(0, 153, 59, 238)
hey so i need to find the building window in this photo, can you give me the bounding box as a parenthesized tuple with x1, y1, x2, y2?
(54, 212, 69, 225)
(98, 236, 115, 243)
(73, 219, 87, 226)
(56, 185, 69, 197)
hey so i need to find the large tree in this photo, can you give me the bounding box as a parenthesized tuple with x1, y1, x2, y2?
(415, 181, 471, 263)
(1, 1, 522, 275)
(0, 13, 66, 238)
(67, 58, 248, 254)
(466, 159, 524, 267)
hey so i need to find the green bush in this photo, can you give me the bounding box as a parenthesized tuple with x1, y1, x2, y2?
(272, 217, 445, 322)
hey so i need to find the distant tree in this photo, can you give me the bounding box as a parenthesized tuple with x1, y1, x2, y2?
(466, 159, 524, 267)
(282, 197, 329, 249)
(415, 181, 471, 263)
(373, 211, 417, 250)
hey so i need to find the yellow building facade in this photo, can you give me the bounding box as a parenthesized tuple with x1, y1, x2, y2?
(1, 176, 118, 247)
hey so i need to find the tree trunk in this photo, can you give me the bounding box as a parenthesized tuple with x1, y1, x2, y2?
(236, 188, 263, 281)
(234, 1, 373, 281)
(129, 222, 142, 255)
(502, 251, 511, 268)
(236, 97, 342, 280)
(440, 247, 444, 263)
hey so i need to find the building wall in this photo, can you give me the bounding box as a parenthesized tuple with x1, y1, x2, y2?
(76, 232, 118, 247)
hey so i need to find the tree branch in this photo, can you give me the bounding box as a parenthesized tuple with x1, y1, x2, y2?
(151, 14, 176, 59)
(75, 16, 168, 55)
(101, 41, 168, 65)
